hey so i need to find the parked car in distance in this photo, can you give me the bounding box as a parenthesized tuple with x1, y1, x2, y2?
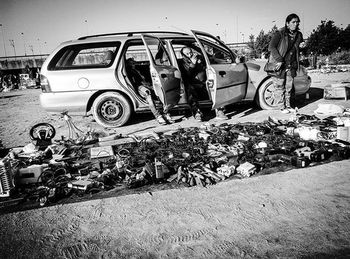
(40, 30, 311, 128)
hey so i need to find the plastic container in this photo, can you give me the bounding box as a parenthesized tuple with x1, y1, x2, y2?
(18, 164, 48, 185)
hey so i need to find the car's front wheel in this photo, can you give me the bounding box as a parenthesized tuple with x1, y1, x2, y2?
(256, 78, 284, 110)
(92, 92, 132, 128)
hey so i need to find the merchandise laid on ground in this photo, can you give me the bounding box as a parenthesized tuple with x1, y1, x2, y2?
(1, 111, 350, 213)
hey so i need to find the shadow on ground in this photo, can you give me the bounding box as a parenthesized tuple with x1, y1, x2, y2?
(0, 94, 22, 99)
(109, 87, 326, 127)
(294, 88, 324, 109)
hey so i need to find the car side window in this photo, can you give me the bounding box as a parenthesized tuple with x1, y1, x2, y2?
(123, 44, 152, 84)
(48, 42, 120, 70)
(124, 44, 149, 63)
(172, 43, 202, 60)
(71, 47, 116, 66)
(200, 41, 233, 64)
(142, 37, 172, 66)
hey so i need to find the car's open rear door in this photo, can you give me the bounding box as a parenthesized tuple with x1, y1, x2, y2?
(141, 34, 181, 109)
(191, 30, 248, 109)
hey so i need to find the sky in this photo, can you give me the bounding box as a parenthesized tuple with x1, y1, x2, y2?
(0, 0, 349, 57)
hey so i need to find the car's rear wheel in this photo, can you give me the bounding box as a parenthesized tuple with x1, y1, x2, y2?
(256, 78, 284, 110)
(92, 92, 132, 128)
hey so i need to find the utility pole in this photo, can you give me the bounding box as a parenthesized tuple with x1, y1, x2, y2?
(29, 45, 37, 68)
(29, 45, 34, 55)
(85, 19, 89, 35)
(216, 23, 219, 38)
(0, 24, 8, 60)
(9, 39, 16, 59)
(302, 13, 305, 34)
(44, 41, 47, 55)
(236, 16, 238, 43)
(21, 32, 27, 56)
(37, 38, 42, 56)
(37, 38, 43, 65)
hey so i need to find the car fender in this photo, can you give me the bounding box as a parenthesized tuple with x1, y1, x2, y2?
(244, 61, 270, 100)
(244, 60, 311, 100)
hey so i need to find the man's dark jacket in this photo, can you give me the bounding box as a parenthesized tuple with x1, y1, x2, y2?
(268, 27, 303, 77)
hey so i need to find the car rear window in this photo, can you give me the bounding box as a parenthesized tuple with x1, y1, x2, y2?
(48, 42, 121, 70)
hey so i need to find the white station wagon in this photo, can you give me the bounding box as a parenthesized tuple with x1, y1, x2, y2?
(40, 30, 311, 127)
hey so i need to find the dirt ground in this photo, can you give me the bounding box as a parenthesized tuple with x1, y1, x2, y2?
(0, 72, 350, 258)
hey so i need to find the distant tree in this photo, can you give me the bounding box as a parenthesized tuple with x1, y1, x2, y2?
(339, 24, 350, 51)
(247, 34, 255, 49)
(307, 20, 340, 55)
(270, 25, 278, 34)
(254, 25, 278, 57)
(255, 30, 269, 57)
(247, 34, 257, 58)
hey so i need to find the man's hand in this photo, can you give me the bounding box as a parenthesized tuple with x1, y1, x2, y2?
(275, 62, 283, 71)
(299, 42, 306, 48)
(191, 54, 201, 64)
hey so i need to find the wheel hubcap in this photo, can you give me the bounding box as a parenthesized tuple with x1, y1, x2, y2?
(264, 83, 284, 107)
(100, 100, 122, 121)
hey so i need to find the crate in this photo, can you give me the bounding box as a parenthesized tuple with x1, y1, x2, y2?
(323, 83, 350, 100)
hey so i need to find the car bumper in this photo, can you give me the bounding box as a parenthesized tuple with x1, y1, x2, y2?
(40, 91, 94, 113)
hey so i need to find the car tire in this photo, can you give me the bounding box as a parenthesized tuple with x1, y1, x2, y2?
(256, 78, 284, 110)
(92, 92, 132, 128)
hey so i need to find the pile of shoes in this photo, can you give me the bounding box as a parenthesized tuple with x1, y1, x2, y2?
(1, 113, 350, 209)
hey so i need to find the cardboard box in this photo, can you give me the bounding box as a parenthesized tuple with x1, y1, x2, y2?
(337, 127, 350, 142)
(323, 83, 349, 100)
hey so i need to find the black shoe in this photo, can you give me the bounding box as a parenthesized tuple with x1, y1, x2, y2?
(194, 112, 203, 122)
(215, 109, 228, 120)
(280, 108, 290, 114)
(156, 115, 167, 125)
(164, 113, 175, 124)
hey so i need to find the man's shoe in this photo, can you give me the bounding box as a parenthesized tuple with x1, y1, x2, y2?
(280, 108, 290, 114)
(215, 109, 228, 120)
(194, 112, 203, 122)
(287, 107, 296, 113)
(156, 115, 167, 125)
(164, 113, 175, 124)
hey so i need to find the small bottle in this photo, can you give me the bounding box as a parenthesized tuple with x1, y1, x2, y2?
(115, 155, 125, 173)
(154, 158, 164, 179)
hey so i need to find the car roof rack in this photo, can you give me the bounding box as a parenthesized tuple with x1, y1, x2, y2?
(78, 31, 189, 40)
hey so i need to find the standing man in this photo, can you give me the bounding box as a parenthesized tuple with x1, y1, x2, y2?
(268, 13, 306, 113)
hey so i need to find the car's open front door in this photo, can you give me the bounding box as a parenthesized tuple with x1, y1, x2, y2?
(141, 34, 181, 109)
(191, 30, 248, 109)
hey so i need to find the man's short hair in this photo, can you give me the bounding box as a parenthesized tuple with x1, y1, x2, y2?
(180, 47, 191, 56)
(126, 57, 136, 65)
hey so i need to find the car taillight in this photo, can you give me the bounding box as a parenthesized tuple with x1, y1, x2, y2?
(40, 75, 51, 92)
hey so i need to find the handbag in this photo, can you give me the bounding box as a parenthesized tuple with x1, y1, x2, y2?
(264, 61, 283, 77)
(264, 62, 280, 73)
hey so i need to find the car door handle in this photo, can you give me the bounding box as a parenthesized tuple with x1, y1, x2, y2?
(219, 71, 226, 77)
(160, 74, 167, 78)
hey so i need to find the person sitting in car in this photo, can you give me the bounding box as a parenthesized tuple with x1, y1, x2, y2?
(125, 57, 175, 125)
(179, 47, 228, 121)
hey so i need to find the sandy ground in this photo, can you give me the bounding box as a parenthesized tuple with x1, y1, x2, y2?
(0, 72, 350, 258)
